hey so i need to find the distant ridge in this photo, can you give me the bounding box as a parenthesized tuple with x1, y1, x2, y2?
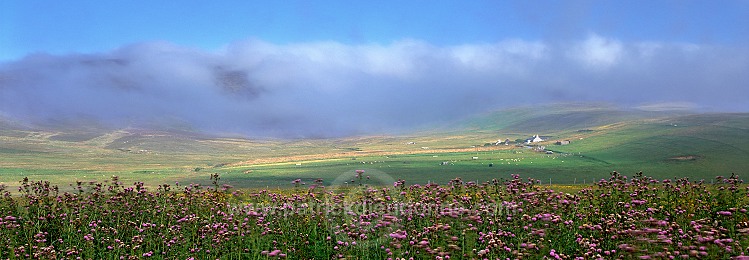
(456, 103, 693, 133)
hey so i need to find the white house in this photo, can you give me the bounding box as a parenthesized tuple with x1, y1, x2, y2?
(525, 135, 544, 144)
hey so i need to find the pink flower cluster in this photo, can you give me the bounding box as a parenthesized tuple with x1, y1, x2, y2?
(1, 172, 748, 259)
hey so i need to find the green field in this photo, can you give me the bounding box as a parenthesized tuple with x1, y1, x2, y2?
(1, 105, 748, 189)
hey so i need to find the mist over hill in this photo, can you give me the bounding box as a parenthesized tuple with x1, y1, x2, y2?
(0, 102, 695, 140)
(1, 37, 748, 138)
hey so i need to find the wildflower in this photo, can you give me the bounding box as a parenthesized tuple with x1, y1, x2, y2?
(268, 250, 282, 257)
(389, 231, 407, 240)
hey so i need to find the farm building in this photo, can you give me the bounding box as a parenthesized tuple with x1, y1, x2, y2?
(525, 135, 544, 144)
(555, 140, 571, 145)
(492, 138, 512, 146)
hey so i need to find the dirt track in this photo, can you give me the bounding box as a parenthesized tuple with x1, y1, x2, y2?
(228, 145, 514, 167)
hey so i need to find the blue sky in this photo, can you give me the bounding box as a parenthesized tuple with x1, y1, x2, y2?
(2, 0, 747, 60)
(1, 1, 749, 137)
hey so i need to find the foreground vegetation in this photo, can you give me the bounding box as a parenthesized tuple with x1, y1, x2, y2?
(1, 171, 749, 259)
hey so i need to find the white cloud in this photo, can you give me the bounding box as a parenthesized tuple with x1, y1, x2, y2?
(1, 35, 747, 137)
(450, 40, 547, 75)
(634, 42, 663, 60)
(569, 34, 624, 70)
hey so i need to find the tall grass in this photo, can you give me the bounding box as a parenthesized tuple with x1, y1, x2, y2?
(1, 171, 748, 259)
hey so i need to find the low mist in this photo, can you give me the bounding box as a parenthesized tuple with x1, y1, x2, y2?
(1, 35, 747, 137)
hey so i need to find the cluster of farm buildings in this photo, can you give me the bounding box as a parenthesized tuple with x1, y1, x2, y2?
(491, 135, 571, 146)
(487, 135, 572, 154)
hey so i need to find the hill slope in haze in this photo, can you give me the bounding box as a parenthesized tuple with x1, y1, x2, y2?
(458, 103, 690, 133)
(0, 104, 747, 188)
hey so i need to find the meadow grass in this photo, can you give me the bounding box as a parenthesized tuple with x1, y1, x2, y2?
(1, 172, 748, 259)
(3, 112, 748, 191)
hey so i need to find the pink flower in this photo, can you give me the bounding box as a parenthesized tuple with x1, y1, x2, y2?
(389, 231, 407, 240)
(268, 249, 282, 257)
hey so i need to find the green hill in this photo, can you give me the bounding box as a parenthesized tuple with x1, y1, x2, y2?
(455, 107, 749, 181)
(0, 105, 747, 188)
(549, 113, 749, 179)
(459, 103, 687, 132)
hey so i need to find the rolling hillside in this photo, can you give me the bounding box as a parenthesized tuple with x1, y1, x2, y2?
(539, 113, 749, 179)
(220, 108, 749, 187)
(458, 103, 689, 132)
(0, 105, 747, 188)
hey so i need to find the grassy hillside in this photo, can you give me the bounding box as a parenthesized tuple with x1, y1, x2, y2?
(551, 113, 749, 180)
(458, 103, 677, 132)
(209, 110, 749, 188)
(1, 106, 747, 189)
